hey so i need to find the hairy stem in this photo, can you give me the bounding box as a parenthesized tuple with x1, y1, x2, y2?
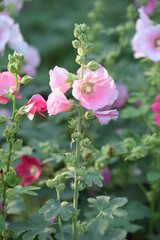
(73, 64, 84, 240)
(56, 190, 64, 240)
(2, 73, 18, 238)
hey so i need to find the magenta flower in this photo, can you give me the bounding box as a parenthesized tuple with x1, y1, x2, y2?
(16, 155, 42, 186)
(47, 89, 73, 116)
(112, 84, 129, 109)
(72, 65, 118, 111)
(101, 166, 111, 186)
(94, 109, 118, 125)
(135, 0, 157, 15)
(25, 94, 47, 120)
(152, 94, 160, 127)
(0, 71, 21, 104)
(49, 66, 70, 93)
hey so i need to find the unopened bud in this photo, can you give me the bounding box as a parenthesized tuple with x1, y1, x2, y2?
(21, 75, 33, 85)
(0, 115, 7, 124)
(72, 40, 81, 49)
(87, 61, 99, 71)
(4, 168, 17, 187)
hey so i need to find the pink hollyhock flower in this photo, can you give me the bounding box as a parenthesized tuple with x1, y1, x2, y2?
(112, 84, 129, 109)
(47, 89, 73, 116)
(49, 66, 70, 93)
(101, 166, 111, 186)
(0, 14, 13, 52)
(152, 94, 160, 127)
(16, 155, 41, 186)
(0, 71, 21, 104)
(25, 94, 47, 120)
(131, 8, 152, 59)
(135, 0, 157, 15)
(22, 45, 41, 76)
(72, 65, 118, 111)
(94, 109, 118, 125)
(139, 25, 160, 62)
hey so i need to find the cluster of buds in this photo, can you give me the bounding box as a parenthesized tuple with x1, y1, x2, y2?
(8, 51, 24, 75)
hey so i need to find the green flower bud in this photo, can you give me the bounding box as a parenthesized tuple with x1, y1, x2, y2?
(87, 61, 99, 71)
(66, 73, 77, 85)
(13, 139, 23, 151)
(55, 174, 65, 183)
(85, 111, 95, 120)
(56, 183, 66, 193)
(46, 179, 57, 189)
(21, 75, 33, 85)
(77, 48, 84, 56)
(80, 23, 89, 33)
(84, 43, 94, 53)
(74, 26, 81, 38)
(72, 40, 81, 49)
(79, 33, 88, 43)
(4, 168, 17, 187)
(0, 115, 7, 124)
(75, 55, 85, 65)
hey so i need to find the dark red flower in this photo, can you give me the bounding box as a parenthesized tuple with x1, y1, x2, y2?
(16, 155, 42, 186)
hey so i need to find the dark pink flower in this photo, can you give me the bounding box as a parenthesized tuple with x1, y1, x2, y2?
(152, 94, 160, 127)
(134, 99, 142, 108)
(25, 94, 47, 120)
(0, 71, 21, 104)
(16, 155, 42, 186)
(101, 166, 111, 186)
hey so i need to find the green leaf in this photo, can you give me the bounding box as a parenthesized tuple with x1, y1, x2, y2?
(13, 185, 40, 196)
(8, 213, 56, 240)
(81, 170, 103, 187)
(8, 197, 25, 215)
(39, 199, 75, 221)
(0, 215, 5, 232)
(88, 196, 127, 222)
(121, 105, 149, 119)
(113, 201, 150, 233)
(147, 168, 160, 182)
(105, 228, 127, 240)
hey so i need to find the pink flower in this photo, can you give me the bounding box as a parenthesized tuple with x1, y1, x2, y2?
(101, 166, 111, 186)
(152, 94, 160, 127)
(16, 155, 42, 186)
(0, 14, 13, 52)
(72, 65, 118, 111)
(135, 0, 157, 15)
(3, 0, 23, 15)
(22, 45, 41, 76)
(134, 99, 142, 108)
(139, 25, 160, 62)
(49, 66, 70, 93)
(25, 94, 47, 120)
(94, 109, 118, 125)
(112, 84, 129, 109)
(0, 71, 21, 104)
(47, 89, 73, 116)
(131, 8, 152, 59)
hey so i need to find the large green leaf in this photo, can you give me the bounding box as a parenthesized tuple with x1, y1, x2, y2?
(88, 196, 127, 222)
(39, 199, 75, 221)
(81, 170, 103, 187)
(8, 213, 55, 240)
(113, 201, 150, 233)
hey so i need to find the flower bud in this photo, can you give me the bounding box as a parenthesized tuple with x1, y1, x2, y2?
(46, 179, 57, 189)
(76, 55, 85, 65)
(87, 61, 99, 71)
(85, 111, 95, 120)
(21, 75, 33, 85)
(56, 183, 66, 193)
(13, 139, 23, 151)
(74, 26, 81, 38)
(4, 168, 17, 187)
(72, 40, 81, 49)
(84, 43, 94, 53)
(0, 115, 7, 124)
(79, 33, 88, 43)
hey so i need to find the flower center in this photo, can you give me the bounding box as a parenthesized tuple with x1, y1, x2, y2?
(30, 166, 38, 175)
(82, 82, 94, 94)
(156, 38, 160, 49)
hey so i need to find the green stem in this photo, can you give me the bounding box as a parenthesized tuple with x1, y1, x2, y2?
(149, 184, 157, 236)
(73, 64, 84, 240)
(2, 73, 18, 238)
(56, 190, 64, 240)
(85, 212, 102, 231)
